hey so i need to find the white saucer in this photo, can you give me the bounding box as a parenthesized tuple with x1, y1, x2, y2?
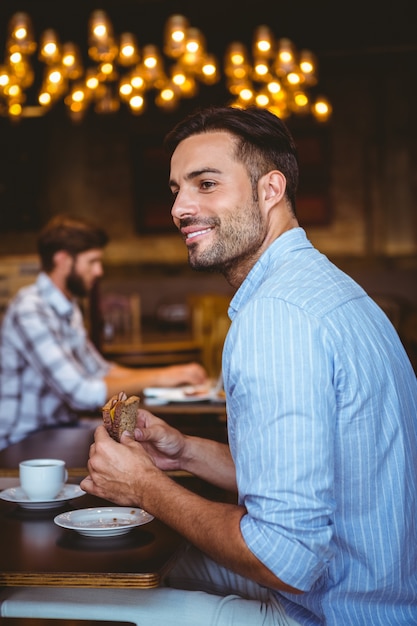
(54, 506, 154, 537)
(0, 484, 86, 510)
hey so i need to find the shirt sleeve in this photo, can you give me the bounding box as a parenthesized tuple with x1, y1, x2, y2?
(225, 296, 337, 591)
(12, 299, 109, 411)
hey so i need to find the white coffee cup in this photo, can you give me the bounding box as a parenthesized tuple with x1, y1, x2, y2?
(19, 458, 68, 501)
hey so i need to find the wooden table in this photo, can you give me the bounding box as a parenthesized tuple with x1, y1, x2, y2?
(0, 421, 234, 593)
(0, 425, 186, 589)
(0, 491, 184, 589)
(102, 338, 202, 367)
(0, 425, 96, 478)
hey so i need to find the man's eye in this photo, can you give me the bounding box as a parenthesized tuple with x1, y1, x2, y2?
(201, 181, 215, 190)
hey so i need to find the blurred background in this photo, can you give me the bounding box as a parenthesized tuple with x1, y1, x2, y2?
(0, 0, 416, 368)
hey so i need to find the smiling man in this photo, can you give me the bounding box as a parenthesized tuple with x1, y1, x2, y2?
(168, 129, 297, 286)
(13, 106, 416, 625)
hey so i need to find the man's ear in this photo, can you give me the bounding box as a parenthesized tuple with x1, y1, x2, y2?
(53, 250, 72, 273)
(258, 170, 287, 216)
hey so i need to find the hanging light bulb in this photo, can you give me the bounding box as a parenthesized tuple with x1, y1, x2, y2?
(128, 92, 145, 114)
(156, 82, 180, 110)
(142, 44, 166, 88)
(253, 25, 274, 59)
(255, 88, 272, 108)
(224, 42, 251, 80)
(0, 11, 330, 122)
(164, 15, 189, 58)
(275, 38, 296, 75)
(200, 54, 219, 85)
(7, 53, 34, 89)
(39, 29, 61, 64)
(61, 42, 83, 80)
(97, 60, 118, 82)
(65, 81, 91, 115)
(6, 12, 36, 55)
(129, 65, 146, 91)
(291, 90, 310, 114)
(299, 49, 318, 86)
(118, 33, 139, 66)
(0, 66, 10, 91)
(85, 68, 100, 91)
(312, 96, 332, 122)
(253, 58, 270, 82)
(181, 28, 205, 71)
(119, 76, 134, 100)
(88, 10, 118, 63)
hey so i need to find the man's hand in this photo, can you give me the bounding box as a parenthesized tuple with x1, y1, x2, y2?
(80, 409, 187, 504)
(133, 408, 188, 471)
(157, 362, 208, 387)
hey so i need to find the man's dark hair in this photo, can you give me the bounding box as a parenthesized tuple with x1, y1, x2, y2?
(37, 215, 109, 272)
(164, 105, 299, 214)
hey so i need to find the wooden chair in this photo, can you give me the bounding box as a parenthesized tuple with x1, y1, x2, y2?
(99, 292, 141, 344)
(187, 293, 231, 378)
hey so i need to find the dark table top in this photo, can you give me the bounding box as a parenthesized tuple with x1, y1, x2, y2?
(0, 490, 185, 588)
(0, 415, 233, 589)
(0, 423, 186, 588)
(0, 425, 96, 477)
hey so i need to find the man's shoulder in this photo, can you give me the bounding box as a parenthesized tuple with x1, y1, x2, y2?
(7, 281, 43, 313)
(255, 254, 366, 318)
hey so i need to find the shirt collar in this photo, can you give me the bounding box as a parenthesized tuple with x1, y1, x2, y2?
(229, 227, 312, 320)
(37, 272, 74, 318)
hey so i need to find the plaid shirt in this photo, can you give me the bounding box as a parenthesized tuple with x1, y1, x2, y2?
(0, 273, 110, 449)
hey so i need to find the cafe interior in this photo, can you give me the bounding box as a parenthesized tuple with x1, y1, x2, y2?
(0, 0, 416, 372)
(0, 0, 416, 623)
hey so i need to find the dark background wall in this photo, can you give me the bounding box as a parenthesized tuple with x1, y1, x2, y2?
(0, 0, 416, 313)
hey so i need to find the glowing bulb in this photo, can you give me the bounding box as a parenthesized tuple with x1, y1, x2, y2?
(15, 27, 27, 40)
(129, 94, 144, 110)
(39, 91, 51, 105)
(287, 72, 301, 85)
(49, 70, 62, 84)
(10, 52, 23, 64)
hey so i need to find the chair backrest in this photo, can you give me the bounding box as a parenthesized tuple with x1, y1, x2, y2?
(100, 292, 141, 343)
(187, 293, 231, 378)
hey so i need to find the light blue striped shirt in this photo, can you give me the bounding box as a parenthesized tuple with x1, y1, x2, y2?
(223, 228, 417, 624)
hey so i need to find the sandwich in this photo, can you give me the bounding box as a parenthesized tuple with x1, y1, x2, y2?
(102, 391, 140, 442)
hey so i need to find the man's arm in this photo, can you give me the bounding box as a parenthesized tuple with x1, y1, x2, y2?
(139, 464, 301, 594)
(81, 422, 302, 594)
(104, 362, 208, 399)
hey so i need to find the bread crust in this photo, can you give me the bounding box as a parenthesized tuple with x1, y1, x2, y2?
(102, 392, 140, 442)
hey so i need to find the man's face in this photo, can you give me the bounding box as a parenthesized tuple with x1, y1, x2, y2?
(169, 131, 267, 278)
(66, 249, 104, 297)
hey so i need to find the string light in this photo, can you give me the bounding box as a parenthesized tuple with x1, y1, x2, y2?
(0, 11, 331, 122)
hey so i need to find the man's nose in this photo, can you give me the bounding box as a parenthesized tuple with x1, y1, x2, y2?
(171, 191, 197, 220)
(94, 263, 104, 277)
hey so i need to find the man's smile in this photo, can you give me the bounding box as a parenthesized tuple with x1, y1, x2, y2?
(181, 226, 214, 243)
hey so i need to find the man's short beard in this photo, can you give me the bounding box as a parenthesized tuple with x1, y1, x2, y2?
(187, 198, 265, 276)
(66, 268, 89, 298)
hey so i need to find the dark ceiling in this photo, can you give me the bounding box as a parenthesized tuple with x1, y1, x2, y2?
(0, 0, 415, 59)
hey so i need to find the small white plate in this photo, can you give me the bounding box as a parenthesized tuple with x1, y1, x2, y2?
(54, 506, 154, 537)
(0, 484, 86, 510)
(143, 385, 225, 404)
